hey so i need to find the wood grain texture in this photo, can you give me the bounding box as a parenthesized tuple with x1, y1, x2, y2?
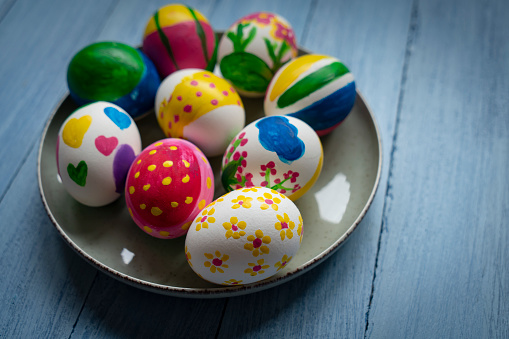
(365, 0, 509, 337)
(0, 0, 118, 199)
(69, 273, 227, 338)
(0, 146, 98, 337)
(217, 0, 414, 337)
(1, 0, 508, 337)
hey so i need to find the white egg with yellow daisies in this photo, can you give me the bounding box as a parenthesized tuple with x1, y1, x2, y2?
(184, 187, 303, 285)
(155, 69, 245, 157)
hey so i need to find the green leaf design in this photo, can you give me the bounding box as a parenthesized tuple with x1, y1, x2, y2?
(227, 31, 241, 52)
(241, 27, 257, 50)
(264, 38, 277, 66)
(205, 39, 218, 72)
(277, 41, 290, 63)
(221, 159, 242, 191)
(220, 52, 273, 93)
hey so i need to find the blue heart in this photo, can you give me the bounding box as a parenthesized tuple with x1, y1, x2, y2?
(104, 106, 131, 130)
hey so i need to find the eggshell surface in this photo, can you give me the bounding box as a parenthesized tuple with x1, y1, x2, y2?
(142, 4, 216, 78)
(218, 12, 298, 97)
(125, 139, 214, 239)
(67, 42, 160, 119)
(185, 187, 303, 285)
(221, 116, 323, 201)
(155, 69, 245, 157)
(57, 102, 142, 207)
(264, 54, 356, 136)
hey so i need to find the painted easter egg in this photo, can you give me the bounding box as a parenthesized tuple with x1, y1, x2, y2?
(217, 12, 298, 97)
(155, 69, 245, 157)
(142, 4, 216, 78)
(125, 139, 214, 239)
(57, 102, 142, 207)
(221, 116, 322, 201)
(264, 54, 356, 136)
(67, 42, 160, 119)
(185, 187, 303, 285)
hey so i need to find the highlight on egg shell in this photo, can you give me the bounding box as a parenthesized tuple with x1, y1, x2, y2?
(142, 4, 216, 78)
(264, 54, 356, 136)
(57, 102, 142, 207)
(67, 41, 160, 119)
(125, 138, 214, 239)
(217, 12, 298, 97)
(185, 187, 303, 285)
(221, 116, 323, 201)
(155, 69, 245, 157)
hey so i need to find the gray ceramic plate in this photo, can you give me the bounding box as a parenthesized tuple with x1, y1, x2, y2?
(38, 74, 381, 298)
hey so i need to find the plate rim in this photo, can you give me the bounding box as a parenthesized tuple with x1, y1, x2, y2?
(37, 85, 382, 299)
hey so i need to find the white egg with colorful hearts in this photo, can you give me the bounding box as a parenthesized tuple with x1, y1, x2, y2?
(56, 102, 142, 207)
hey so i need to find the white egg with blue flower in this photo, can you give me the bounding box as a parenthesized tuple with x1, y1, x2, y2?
(220, 115, 323, 201)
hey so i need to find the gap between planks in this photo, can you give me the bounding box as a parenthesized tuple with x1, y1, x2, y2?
(363, 0, 420, 337)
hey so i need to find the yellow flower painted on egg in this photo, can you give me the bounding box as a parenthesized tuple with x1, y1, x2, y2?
(244, 259, 270, 276)
(222, 279, 243, 286)
(207, 197, 224, 208)
(244, 230, 271, 256)
(257, 192, 281, 211)
(275, 255, 292, 271)
(274, 213, 295, 241)
(223, 217, 247, 239)
(195, 208, 216, 231)
(231, 195, 253, 209)
(297, 214, 303, 244)
(271, 189, 286, 199)
(204, 251, 229, 273)
(185, 246, 192, 267)
(242, 188, 258, 193)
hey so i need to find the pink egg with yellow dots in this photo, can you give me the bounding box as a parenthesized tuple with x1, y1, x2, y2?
(155, 69, 245, 157)
(125, 138, 214, 239)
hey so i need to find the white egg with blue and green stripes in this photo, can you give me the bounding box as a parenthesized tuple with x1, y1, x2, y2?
(264, 54, 356, 136)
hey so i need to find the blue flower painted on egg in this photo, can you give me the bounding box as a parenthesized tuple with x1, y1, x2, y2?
(255, 116, 305, 164)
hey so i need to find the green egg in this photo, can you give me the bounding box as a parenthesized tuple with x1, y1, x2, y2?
(67, 42, 144, 102)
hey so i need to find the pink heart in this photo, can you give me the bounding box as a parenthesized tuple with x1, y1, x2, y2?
(95, 136, 118, 156)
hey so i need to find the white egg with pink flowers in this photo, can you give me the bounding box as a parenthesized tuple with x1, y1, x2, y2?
(220, 115, 323, 201)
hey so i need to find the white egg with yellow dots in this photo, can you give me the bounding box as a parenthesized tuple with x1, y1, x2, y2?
(185, 187, 303, 285)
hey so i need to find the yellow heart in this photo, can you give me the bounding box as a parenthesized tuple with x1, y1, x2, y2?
(62, 115, 92, 148)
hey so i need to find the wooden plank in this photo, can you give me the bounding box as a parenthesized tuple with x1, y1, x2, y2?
(365, 0, 509, 337)
(0, 0, 119, 336)
(216, 0, 414, 337)
(69, 273, 226, 338)
(0, 146, 98, 337)
(0, 0, 117, 199)
(0, 0, 16, 23)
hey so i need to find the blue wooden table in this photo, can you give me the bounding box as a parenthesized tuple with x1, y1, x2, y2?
(1, 0, 508, 337)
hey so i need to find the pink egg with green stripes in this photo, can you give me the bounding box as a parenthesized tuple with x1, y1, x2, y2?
(125, 139, 214, 239)
(264, 54, 356, 136)
(142, 4, 216, 78)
